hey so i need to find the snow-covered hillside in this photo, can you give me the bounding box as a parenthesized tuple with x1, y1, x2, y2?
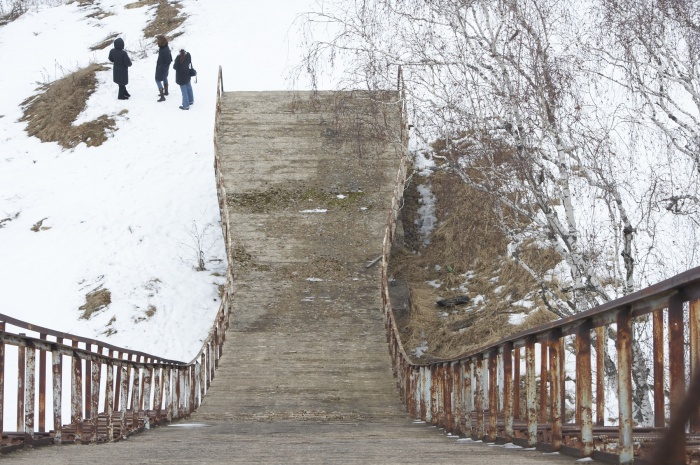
(0, 0, 313, 362)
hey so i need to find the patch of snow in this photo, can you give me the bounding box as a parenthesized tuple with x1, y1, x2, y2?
(509, 313, 527, 325)
(513, 299, 535, 309)
(300, 209, 327, 213)
(336, 194, 346, 199)
(415, 182, 436, 244)
(306, 277, 323, 282)
(413, 342, 429, 357)
(426, 280, 442, 288)
(494, 285, 505, 294)
(471, 294, 485, 305)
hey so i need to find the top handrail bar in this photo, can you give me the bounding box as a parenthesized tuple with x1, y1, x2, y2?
(0, 312, 186, 365)
(428, 265, 700, 365)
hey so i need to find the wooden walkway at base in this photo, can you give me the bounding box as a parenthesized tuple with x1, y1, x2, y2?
(6, 92, 577, 464)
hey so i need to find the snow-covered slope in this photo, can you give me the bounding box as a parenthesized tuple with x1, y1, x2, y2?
(0, 0, 313, 361)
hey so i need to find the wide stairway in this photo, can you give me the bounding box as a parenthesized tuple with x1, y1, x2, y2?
(9, 92, 575, 464)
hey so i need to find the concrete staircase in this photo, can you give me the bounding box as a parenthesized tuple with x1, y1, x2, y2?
(8, 91, 576, 464)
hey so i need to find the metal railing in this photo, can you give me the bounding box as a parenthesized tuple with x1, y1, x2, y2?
(0, 67, 233, 452)
(379, 78, 700, 462)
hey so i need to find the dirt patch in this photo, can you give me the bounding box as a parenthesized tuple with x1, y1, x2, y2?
(79, 286, 112, 319)
(30, 218, 50, 232)
(390, 167, 561, 361)
(20, 63, 118, 149)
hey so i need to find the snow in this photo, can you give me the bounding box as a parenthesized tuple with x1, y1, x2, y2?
(0, 0, 317, 365)
(509, 312, 527, 325)
(300, 209, 328, 213)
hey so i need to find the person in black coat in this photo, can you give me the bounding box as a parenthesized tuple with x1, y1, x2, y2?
(173, 49, 194, 110)
(155, 35, 172, 102)
(108, 38, 132, 100)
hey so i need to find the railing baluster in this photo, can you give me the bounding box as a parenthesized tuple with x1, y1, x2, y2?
(85, 343, 92, 425)
(617, 309, 634, 464)
(668, 294, 686, 464)
(690, 299, 700, 433)
(549, 331, 562, 451)
(577, 321, 593, 456)
(52, 349, 61, 444)
(17, 338, 25, 433)
(525, 338, 536, 447)
(119, 363, 128, 438)
(71, 341, 82, 444)
(475, 355, 484, 440)
(488, 352, 497, 441)
(539, 341, 548, 424)
(595, 326, 605, 426)
(154, 366, 162, 423)
(452, 361, 461, 435)
(39, 334, 47, 433)
(653, 308, 665, 428)
(464, 359, 473, 436)
(502, 343, 513, 443)
(91, 353, 100, 442)
(106, 360, 114, 442)
(25, 342, 36, 436)
(513, 347, 521, 420)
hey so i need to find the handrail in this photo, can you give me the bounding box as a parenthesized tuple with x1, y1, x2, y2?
(0, 66, 233, 451)
(382, 66, 700, 464)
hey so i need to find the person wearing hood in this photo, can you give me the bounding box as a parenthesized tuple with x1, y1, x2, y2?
(108, 37, 132, 100)
(173, 48, 194, 110)
(155, 35, 172, 102)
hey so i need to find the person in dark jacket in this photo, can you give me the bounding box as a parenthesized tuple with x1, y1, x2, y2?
(155, 35, 172, 102)
(173, 49, 194, 110)
(108, 38, 132, 100)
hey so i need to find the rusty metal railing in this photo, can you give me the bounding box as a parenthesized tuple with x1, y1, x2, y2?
(383, 67, 700, 465)
(0, 67, 233, 453)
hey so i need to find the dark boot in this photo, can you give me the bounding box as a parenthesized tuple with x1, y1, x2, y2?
(164, 83, 169, 96)
(157, 89, 166, 102)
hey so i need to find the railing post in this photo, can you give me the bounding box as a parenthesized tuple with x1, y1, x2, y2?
(25, 342, 36, 437)
(668, 294, 686, 464)
(475, 355, 485, 440)
(576, 321, 593, 456)
(525, 338, 537, 447)
(165, 367, 173, 422)
(71, 341, 82, 444)
(90, 354, 99, 442)
(513, 347, 521, 420)
(17, 338, 25, 433)
(502, 342, 513, 442)
(549, 331, 563, 451)
(154, 366, 162, 423)
(690, 299, 700, 432)
(421, 365, 430, 422)
(106, 360, 114, 442)
(443, 363, 452, 432)
(463, 359, 473, 436)
(488, 352, 498, 442)
(119, 363, 128, 438)
(452, 362, 461, 435)
(0, 322, 5, 438)
(39, 334, 47, 433)
(85, 343, 92, 426)
(653, 308, 665, 428)
(616, 308, 634, 464)
(430, 365, 438, 426)
(539, 340, 548, 424)
(52, 349, 62, 444)
(595, 326, 605, 426)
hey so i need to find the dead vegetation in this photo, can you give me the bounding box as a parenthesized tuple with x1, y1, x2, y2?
(79, 286, 112, 319)
(127, 0, 185, 40)
(90, 32, 119, 51)
(20, 63, 119, 149)
(391, 167, 560, 362)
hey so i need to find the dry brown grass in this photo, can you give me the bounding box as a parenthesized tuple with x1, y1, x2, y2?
(20, 63, 118, 149)
(391, 167, 561, 362)
(90, 33, 119, 51)
(127, 0, 185, 40)
(80, 287, 112, 319)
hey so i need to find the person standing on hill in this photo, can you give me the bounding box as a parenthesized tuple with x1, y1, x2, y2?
(108, 37, 132, 100)
(155, 35, 172, 102)
(173, 48, 194, 110)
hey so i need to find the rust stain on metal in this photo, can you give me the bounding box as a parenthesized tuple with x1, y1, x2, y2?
(549, 332, 562, 451)
(668, 294, 686, 464)
(39, 334, 46, 433)
(52, 349, 62, 444)
(17, 342, 25, 432)
(25, 343, 35, 434)
(690, 299, 700, 432)
(475, 355, 485, 440)
(652, 309, 665, 428)
(539, 342, 548, 424)
(513, 347, 521, 420)
(595, 326, 605, 426)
